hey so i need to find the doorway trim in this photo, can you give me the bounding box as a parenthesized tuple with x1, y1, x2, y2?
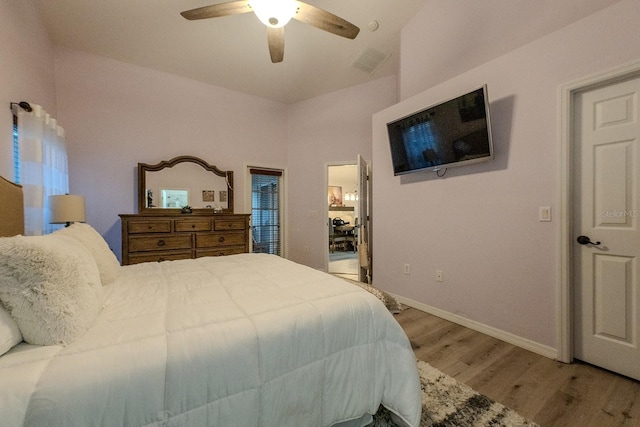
(558, 58, 640, 363)
(325, 160, 358, 274)
(244, 163, 288, 258)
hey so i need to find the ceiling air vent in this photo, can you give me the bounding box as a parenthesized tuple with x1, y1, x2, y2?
(351, 48, 391, 75)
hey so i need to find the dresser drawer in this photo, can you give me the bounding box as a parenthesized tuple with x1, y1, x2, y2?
(120, 213, 250, 266)
(196, 247, 246, 258)
(128, 220, 172, 234)
(196, 232, 246, 248)
(175, 219, 212, 232)
(129, 235, 192, 252)
(128, 251, 193, 264)
(213, 218, 246, 231)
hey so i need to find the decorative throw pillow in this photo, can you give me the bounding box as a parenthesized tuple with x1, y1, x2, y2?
(55, 223, 121, 286)
(0, 301, 22, 356)
(0, 234, 103, 346)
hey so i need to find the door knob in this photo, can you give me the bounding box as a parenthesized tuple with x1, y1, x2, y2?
(577, 235, 601, 245)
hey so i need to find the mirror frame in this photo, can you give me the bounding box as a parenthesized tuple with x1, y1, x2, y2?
(138, 155, 234, 215)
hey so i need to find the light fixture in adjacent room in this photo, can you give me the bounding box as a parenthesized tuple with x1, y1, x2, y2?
(49, 194, 86, 227)
(249, 0, 297, 28)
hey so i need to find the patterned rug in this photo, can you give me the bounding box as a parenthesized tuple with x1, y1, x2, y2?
(334, 275, 402, 314)
(372, 360, 539, 427)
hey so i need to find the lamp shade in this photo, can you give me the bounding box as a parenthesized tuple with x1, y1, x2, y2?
(249, 0, 297, 28)
(49, 195, 86, 225)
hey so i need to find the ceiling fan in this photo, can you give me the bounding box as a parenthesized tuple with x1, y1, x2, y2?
(181, 0, 360, 63)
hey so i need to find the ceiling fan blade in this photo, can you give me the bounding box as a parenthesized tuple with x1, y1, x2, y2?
(181, 0, 252, 20)
(293, 1, 360, 39)
(267, 27, 285, 63)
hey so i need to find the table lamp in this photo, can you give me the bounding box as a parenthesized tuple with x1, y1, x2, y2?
(49, 194, 86, 227)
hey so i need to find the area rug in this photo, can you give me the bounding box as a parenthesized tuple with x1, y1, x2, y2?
(372, 360, 539, 427)
(334, 275, 402, 314)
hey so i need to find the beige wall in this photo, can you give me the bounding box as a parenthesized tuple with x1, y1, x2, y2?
(53, 47, 289, 259)
(286, 76, 396, 268)
(372, 0, 640, 351)
(0, 0, 57, 178)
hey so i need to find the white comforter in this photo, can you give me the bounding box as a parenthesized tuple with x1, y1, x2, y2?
(0, 254, 421, 426)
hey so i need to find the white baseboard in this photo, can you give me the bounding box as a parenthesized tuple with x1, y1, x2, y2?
(392, 294, 558, 360)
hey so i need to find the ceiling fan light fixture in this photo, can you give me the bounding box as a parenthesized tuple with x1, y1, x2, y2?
(249, 0, 297, 28)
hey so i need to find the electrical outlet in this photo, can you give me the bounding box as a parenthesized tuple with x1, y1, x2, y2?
(403, 263, 410, 275)
(303, 246, 309, 253)
(436, 270, 443, 282)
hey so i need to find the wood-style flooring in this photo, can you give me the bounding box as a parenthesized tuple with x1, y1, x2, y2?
(395, 307, 640, 427)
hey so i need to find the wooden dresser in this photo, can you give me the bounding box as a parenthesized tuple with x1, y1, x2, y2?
(120, 213, 250, 265)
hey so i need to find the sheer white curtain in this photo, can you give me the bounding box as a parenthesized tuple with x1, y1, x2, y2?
(17, 104, 69, 235)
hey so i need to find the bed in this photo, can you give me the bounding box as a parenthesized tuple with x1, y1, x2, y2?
(0, 176, 421, 427)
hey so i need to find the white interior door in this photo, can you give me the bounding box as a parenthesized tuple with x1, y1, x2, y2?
(574, 76, 640, 380)
(357, 155, 371, 283)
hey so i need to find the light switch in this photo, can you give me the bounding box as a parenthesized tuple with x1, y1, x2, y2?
(539, 207, 551, 222)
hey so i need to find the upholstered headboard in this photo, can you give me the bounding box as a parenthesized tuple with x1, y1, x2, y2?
(0, 175, 24, 237)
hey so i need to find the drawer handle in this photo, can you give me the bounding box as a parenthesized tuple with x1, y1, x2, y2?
(219, 252, 225, 256)
(158, 257, 165, 262)
(148, 225, 153, 230)
(157, 239, 166, 247)
(191, 224, 196, 228)
(218, 236, 225, 243)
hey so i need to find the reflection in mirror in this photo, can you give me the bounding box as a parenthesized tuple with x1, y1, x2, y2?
(160, 188, 189, 208)
(145, 162, 227, 209)
(138, 156, 234, 214)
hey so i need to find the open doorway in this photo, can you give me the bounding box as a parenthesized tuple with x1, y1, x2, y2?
(248, 166, 285, 256)
(327, 164, 359, 280)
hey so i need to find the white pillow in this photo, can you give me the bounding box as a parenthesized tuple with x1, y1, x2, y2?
(0, 234, 103, 346)
(0, 301, 22, 355)
(55, 223, 120, 286)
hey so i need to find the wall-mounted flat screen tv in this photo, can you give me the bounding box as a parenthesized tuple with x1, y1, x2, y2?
(387, 85, 494, 176)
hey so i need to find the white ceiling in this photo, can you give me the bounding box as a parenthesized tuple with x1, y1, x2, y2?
(32, 0, 620, 104)
(33, 0, 427, 103)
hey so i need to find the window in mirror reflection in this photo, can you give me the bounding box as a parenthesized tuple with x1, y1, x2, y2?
(161, 188, 189, 208)
(144, 160, 229, 210)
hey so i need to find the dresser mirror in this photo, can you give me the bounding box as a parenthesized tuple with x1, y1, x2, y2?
(138, 156, 234, 214)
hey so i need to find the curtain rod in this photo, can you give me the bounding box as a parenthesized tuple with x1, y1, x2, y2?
(9, 101, 32, 112)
